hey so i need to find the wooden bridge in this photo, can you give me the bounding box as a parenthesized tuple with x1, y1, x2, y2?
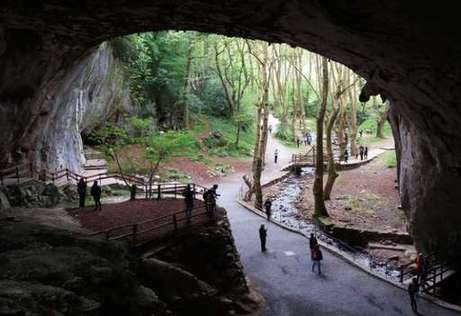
(398, 253, 455, 296)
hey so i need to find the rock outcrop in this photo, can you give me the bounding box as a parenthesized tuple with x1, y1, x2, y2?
(1, 1, 461, 263)
(0, 222, 165, 315)
(1, 180, 62, 208)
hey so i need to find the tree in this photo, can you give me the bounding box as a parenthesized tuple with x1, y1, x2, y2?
(376, 99, 390, 138)
(312, 56, 329, 217)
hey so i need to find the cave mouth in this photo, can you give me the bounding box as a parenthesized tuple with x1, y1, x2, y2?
(2, 0, 461, 269)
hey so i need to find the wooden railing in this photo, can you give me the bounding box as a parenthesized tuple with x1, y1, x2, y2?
(88, 204, 213, 247)
(292, 146, 316, 164)
(0, 163, 208, 199)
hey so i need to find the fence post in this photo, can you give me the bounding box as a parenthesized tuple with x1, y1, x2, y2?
(174, 183, 177, 198)
(399, 265, 404, 283)
(173, 214, 178, 231)
(16, 167, 19, 185)
(132, 224, 138, 244)
(66, 169, 69, 182)
(29, 162, 33, 178)
(157, 184, 161, 200)
(145, 185, 148, 199)
(193, 184, 196, 198)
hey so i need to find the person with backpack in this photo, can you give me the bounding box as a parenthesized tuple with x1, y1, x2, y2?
(311, 244, 323, 274)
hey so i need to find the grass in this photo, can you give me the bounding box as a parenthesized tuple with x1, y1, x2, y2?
(358, 119, 392, 145)
(383, 150, 397, 168)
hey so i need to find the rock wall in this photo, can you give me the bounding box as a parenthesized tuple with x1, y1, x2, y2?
(31, 43, 134, 172)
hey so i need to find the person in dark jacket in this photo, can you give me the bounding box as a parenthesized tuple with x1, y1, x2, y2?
(311, 244, 323, 274)
(359, 145, 364, 160)
(309, 233, 318, 250)
(364, 146, 368, 159)
(259, 224, 268, 252)
(274, 149, 279, 164)
(183, 184, 194, 222)
(408, 277, 419, 313)
(77, 178, 87, 208)
(344, 149, 349, 163)
(90, 181, 102, 211)
(264, 199, 272, 221)
(130, 184, 137, 201)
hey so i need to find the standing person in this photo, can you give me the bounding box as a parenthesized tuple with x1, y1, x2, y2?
(359, 145, 364, 160)
(415, 253, 426, 284)
(309, 233, 318, 250)
(359, 130, 363, 138)
(311, 244, 323, 274)
(296, 138, 300, 148)
(77, 178, 87, 208)
(90, 181, 102, 211)
(204, 184, 220, 217)
(364, 146, 368, 159)
(268, 125, 272, 134)
(130, 184, 137, 201)
(274, 149, 278, 164)
(344, 149, 349, 163)
(259, 224, 268, 252)
(183, 184, 194, 222)
(408, 277, 419, 313)
(264, 198, 272, 221)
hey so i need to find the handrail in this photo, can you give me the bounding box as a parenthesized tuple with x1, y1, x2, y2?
(89, 203, 212, 246)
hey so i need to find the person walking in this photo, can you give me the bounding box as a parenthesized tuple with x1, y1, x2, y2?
(268, 125, 272, 134)
(183, 184, 194, 222)
(364, 146, 368, 159)
(130, 184, 137, 201)
(309, 233, 318, 250)
(264, 198, 272, 221)
(77, 178, 87, 208)
(408, 277, 419, 313)
(311, 244, 323, 274)
(90, 181, 102, 211)
(274, 149, 278, 164)
(204, 184, 219, 217)
(296, 138, 300, 148)
(344, 149, 349, 163)
(259, 224, 268, 252)
(359, 145, 364, 160)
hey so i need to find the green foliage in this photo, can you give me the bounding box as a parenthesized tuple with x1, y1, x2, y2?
(359, 119, 392, 137)
(275, 121, 295, 144)
(145, 130, 201, 163)
(207, 117, 255, 157)
(384, 150, 397, 168)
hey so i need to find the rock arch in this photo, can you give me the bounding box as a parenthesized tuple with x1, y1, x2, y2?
(1, 1, 461, 263)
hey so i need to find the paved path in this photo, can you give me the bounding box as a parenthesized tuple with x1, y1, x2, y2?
(214, 117, 458, 316)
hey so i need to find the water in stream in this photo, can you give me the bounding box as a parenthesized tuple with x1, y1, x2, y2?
(269, 167, 401, 280)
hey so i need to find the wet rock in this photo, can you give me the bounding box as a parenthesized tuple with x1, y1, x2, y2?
(1, 180, 62, 208)
(0, 191, 10, 210)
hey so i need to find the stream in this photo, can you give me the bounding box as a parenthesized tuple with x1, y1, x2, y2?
(269, 167, 401, 280)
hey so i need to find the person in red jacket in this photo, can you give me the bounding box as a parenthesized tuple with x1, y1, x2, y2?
(415, 253, 426, 284)
(311, 244, 323, 275)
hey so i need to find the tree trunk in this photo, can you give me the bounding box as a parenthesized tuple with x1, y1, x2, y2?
(349, 85, 358, 156)
(324, 107, 340, 200)
(313, 57, 329, 218)
(182, 39, 194, 129)
(376, 103, 390, 138)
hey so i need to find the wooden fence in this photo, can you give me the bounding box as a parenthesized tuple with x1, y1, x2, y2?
(88, 204, 213, 247)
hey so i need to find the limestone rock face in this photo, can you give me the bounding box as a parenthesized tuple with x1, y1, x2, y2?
(1, 2, 461, 263)
(1, 180, 62, 208)
(31, 43, 133, 172)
